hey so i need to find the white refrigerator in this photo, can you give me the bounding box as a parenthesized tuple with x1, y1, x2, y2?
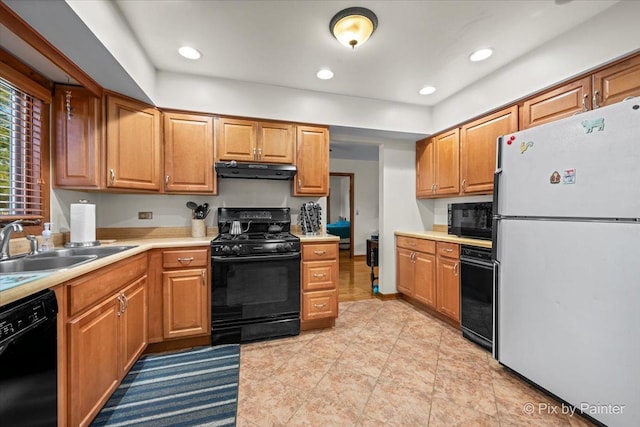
(493, 98, 640, 427)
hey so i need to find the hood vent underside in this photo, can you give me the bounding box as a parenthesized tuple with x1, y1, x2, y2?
(215, 161, 297, 180)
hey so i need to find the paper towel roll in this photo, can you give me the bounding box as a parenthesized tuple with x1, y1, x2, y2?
(70, 203, 96, 243)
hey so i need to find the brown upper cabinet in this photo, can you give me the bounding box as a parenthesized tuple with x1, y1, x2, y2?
(294, 125, 329, 196)
(53, 84, 103, 189)
(163, 112, 216, 194)
(106, 94, 162, 191)
(460, 106, 518, 194)
(216, 117, 295, 164)
(521, 53, 640, 129)
(416, 128, 459, 198)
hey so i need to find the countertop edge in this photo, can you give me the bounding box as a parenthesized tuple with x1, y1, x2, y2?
(394, 231, 492, 249)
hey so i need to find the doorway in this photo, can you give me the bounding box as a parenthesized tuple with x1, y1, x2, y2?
(327, 172, 354, 258)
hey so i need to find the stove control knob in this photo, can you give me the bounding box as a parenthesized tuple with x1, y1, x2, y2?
(275, 243, 284, 251)
(221, 246, 231, 253)
(232, 245, 241, 254)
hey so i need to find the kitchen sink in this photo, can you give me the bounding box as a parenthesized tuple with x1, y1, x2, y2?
(0, 255, 98, 274)
(32, 245, 137, 259)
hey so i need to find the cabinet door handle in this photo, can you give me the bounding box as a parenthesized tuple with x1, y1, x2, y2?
(582, 93, 589, 111)
(454, 263, 459, 275)
(298, 178, 302, 189)
(432, 183, 436, 193)
(461, 179, 466, 191)
(165, 175, 170, 186)
(443, 248, 453, 253)
(257, 147, 262, 160)
(109, 168, 115, 185)
(313, 273, 327, 278)
(123, 294, 128, 311)
(313, 303, 327, 308)
(253, 147, 257, 160)
(313, 250, 326, 255)
(201, 269, 206, 285)
(592, 90, 600, 109)
(116, 295, 125, 316)
(177, 256, 194, 264)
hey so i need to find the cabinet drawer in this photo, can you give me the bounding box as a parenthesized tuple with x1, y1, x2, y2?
(302, 260, 337, 291)
(162, 249, 208, 268)
(302, 243, 337, 260)
(437, 242, 459, 259)
(396, 236, 435, 254)
(302, 290, 338, 321)
(67, 253, 147, 317)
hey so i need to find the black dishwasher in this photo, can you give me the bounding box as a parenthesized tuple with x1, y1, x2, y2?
(0, 289, 58, 426)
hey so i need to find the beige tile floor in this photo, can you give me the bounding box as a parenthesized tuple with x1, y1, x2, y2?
(236, 299, 596, 426)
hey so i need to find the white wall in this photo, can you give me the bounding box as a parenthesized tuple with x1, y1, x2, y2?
(432, 1, 640, 132)
(330, 158, 380, 256)
(154, 71, 432, 135)
(377, 143, 434, 295)
(52, 180, 325, 233)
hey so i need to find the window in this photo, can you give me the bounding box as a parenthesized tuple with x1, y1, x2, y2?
(0, 77, 46, 226)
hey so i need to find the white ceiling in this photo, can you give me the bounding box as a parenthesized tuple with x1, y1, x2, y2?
(113, 0, 617, 107)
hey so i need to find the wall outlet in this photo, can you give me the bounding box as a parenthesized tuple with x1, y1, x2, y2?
(138, 211, 153, 220)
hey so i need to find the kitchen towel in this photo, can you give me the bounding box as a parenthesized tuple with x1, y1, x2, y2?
(70, 202, 96, 243)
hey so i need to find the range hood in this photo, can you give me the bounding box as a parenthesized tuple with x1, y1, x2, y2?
(215, 161, 297, 180)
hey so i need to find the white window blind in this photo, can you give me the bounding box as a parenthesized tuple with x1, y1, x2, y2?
(0, 77, 44, 221)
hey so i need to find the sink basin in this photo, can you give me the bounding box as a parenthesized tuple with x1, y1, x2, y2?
(0, 255, 98, 274)
(33, 245, 137, 259)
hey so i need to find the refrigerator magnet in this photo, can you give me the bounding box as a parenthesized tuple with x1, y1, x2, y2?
(563, 168, 576, 184)
(520, 141, 534, 154)
(550, 171, 561, 184)
(582, 118, 605, 133)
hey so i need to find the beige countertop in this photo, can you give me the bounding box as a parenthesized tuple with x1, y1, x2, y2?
(0, 237, 212, 306)
(395, 231, 492, 249)
(296, 233, 340, 242)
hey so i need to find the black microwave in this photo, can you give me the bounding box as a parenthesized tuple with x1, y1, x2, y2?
(448, 202, 493, 240)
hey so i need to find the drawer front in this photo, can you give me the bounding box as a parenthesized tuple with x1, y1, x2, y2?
(396, 236, 435, 254)
(162, 248, 208, 268)
(302, 260, 337, 291)
(67, 253, 147, 317)
(302, 243, 337, 261)
(302, 290, 338, 321)
(437, 241, 460, 259)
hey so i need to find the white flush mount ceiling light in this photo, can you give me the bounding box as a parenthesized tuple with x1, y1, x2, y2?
(469, 48, 493, 62)
(317, 69, 334, 80)
(419, 86, 436, 95)
(330, 7, 378, 49)
(178, 46, 201, 60)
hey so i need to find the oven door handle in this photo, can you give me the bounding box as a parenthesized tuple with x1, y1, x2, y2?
(212, 253, 301, 263)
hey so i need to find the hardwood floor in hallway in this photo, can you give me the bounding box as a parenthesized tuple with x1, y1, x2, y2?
(338, 249, 377, 302)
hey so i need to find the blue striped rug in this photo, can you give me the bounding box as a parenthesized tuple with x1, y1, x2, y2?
(91, 345, 239, 427)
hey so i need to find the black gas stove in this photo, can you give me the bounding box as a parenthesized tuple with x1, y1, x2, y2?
(210, 207, 301, 345)
(211, 208, 300, 256)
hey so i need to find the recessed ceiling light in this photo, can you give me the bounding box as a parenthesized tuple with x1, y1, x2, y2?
(317, 69, 334, 80)
(469, 48, 493, 62)
(178, 46, 201, 60)
(419, 86, 436, 95)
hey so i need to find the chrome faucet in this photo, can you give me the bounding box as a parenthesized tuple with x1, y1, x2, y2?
(0, 220, 24, 260)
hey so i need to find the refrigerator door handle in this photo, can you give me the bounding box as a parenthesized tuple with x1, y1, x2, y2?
(492, 259, 500, 360)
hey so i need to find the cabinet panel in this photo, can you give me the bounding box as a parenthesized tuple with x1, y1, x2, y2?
(53, 85, 102, 189)
(460, 106, 517, 194)
(437, 255, 460, 322)
(434, 129, 460, 195)
(414, 252, 436, 307)
(120, 276, 148, 375)
(592, 54, 640, 108)
(162, 268, 209, 339)
(164, 112, 215, 193)
(396, 247, 415, 296)
(216, 117, 256, 161)
(106, 95, 161, 190)
(396, 236, 435, 253)
(67, 296, 120, 427)
(303, 260, 337, 291)
(520, 77, 591, 129)
(162, 248, 209, 268)
(302, 289, 338, 320)
(294, 126, 329, 196)
(301, 242, 338, 260)
(259, 122, 294, 163)
(416, 138, 435, 197)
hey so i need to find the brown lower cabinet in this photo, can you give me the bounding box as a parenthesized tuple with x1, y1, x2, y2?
(301, 241, 339, 329)
(64, 254, 148, 427)
(396, 236, 460, 324)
